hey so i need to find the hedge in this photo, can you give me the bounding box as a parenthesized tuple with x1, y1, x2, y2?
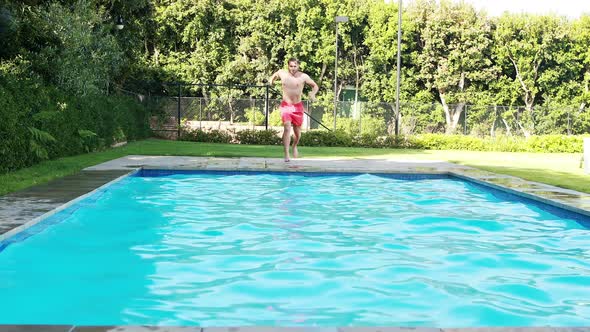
(0, 74, 151, 173)
(179, 128, 585, 153)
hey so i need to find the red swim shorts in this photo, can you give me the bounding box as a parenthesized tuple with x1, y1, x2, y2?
(280, 101, 305, 126)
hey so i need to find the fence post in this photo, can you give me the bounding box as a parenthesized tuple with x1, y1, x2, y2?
(177, 83, 181, 139)
(265, 84, 269, 130)
(585, 138, 590, 173)
(567, 108, 571, 135)
(359, 102, 362, 134)
(464, 105, 468, 135)
(394, 104, 399, 136)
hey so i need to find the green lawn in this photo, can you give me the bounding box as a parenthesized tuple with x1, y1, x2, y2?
(1, 138, 587, 195)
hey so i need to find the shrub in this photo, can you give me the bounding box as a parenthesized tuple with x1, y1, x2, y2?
(268, 109, 283, 126)
(180, 128, 233, 143)
(236, 129, 281, 145)
(525, 135, 582, 153)
(244, 107, 265, 126)
(0, 66, 152, 174)
(410, 134, 583, 153)
(299, 130, 353, 147)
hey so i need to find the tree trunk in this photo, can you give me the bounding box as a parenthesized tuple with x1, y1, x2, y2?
(581, 77, 588, 112)
(319, 63, 327, 86)
(501, 117, 512, 136)
(228, 98, 234, 124)
(439, 92, 464, 134)
(451, 103, 464, 133)
(519, 107, 534, 138)
(154, 47, 160, 66)
(353, 49, 361, 122)
(491, 106, 497, 137)
(507, 50, 538, 138)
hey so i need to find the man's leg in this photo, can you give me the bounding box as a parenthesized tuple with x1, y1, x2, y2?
(292, 125, 301, 158)
(282, 122, 292, 162)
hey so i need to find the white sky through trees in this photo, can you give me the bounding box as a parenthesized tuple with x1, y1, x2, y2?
(386, 0, 590, 19)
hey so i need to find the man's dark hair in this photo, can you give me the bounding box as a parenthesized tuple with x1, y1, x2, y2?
(287, 57, 299, 64)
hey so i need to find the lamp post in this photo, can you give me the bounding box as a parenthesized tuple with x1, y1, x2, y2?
(107, 16, 124, 95)
(334, 15, 349, 130)
(394, 0, 402, 136)
(115, 16, 124, 30)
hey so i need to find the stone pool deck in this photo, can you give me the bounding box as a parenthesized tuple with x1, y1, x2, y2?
(1, 156, 590, 331)
(0, 326, 585, 332)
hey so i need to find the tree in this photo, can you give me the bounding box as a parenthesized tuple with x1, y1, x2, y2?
(36, 0, 123, 95)
(572, 15, 590, 112)
(152, 0, 236, 86)
(412, 0, 495, 133)
(363, 0, 415, 133)
(493, 14, 568, 136)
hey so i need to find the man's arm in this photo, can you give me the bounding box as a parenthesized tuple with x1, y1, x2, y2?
(269, 70, 282, 85)
(306, 75, 319, 101)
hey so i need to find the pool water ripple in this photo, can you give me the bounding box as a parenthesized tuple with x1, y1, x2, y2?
(0, 173, 589, 326)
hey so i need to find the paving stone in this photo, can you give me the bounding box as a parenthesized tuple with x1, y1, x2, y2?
(443, 328, 554, 332)
(0, 325, 72, 332)
(0, 170, 131, 238)
(338, 328, 441, 332)
(73, 327, 201, 332)
(203, 328, 338, 332)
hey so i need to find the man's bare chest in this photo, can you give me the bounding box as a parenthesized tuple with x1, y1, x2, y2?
(281, 75, 305, 89)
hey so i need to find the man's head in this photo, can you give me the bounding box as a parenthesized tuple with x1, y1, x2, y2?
(288, 57, 300, 75)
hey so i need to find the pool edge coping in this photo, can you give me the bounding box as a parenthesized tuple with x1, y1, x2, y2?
(0, 169, 139, 244)
(0, 324, 587, 331)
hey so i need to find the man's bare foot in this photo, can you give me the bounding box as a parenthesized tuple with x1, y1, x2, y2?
(284, 156, 290, 162)
(292, 146, 298, 158)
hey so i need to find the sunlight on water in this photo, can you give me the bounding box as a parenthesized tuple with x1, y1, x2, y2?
(0, 172, 589, 327)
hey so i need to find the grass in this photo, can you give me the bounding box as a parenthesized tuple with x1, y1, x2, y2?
(1, 138, 587, 195)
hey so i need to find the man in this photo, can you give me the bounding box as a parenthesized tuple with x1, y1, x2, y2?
(269, 58, 319, 162)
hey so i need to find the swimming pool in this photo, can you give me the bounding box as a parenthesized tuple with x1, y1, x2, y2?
(0, 170, 589, 327)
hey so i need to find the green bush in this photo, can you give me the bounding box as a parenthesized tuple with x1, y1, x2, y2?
(180, 128, 233, 143)
(525, 135, 582, 153)
(268, 110, 283, 126)
(245, 107, 266, 126)
(295, 131, 583, 152)
(299, 130, 353, 147)
(236, 129, 282, 145)
(353, 133, 385, 148)
(414, 134, 487, 151)
(411, 134, 583, 153)
(0, 67, 152, 174)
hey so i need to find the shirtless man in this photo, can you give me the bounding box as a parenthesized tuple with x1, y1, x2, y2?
(269, 58, 319, 162)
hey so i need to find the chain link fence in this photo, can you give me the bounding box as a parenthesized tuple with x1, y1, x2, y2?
(128, 84, 589, 138)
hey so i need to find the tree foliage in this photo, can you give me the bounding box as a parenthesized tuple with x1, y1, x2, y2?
(3, 0, 590, 135)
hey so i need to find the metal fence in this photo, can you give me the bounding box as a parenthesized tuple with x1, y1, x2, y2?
(129, 84, 589, 138)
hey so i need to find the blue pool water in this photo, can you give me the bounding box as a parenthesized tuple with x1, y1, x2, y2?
(0, 171, 589, 327)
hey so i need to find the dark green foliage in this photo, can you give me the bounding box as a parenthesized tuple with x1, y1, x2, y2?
(299, 130, 353, 147)
(235, 129, 282, 145)
(2, 0, 590, 178)
(179, 129, 233, 144)
(28, 126, 57, 159)
(0, 71, 151, 173)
